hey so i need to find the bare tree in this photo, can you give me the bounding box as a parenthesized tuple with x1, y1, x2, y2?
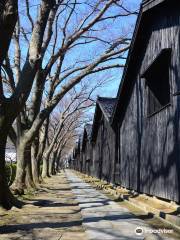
(0, 0, 18, 64)
(10, 0, 136, 194)
(42, 82, 96, 178)
(0, 0, 19, 209)
(0, 0, 56, 208)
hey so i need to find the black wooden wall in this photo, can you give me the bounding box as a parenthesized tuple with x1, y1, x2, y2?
(91, 114, 115, 183)
(115, 2, 180, 202)
(81, 133, 92, 175)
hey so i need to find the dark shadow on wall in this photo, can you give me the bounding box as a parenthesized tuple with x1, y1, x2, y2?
(139, 60, 180, 202)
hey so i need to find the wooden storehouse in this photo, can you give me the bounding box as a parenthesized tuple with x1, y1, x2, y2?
(112, 0, 180, 202)
(91, 97, 116, 182)
(72, 139, 81, 171)
(81, 124, 92, 175)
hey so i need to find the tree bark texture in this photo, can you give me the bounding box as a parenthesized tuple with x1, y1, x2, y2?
(11, 140, 34, 194)
(42, 154, 50, 178)
(31, 139, 41, 184)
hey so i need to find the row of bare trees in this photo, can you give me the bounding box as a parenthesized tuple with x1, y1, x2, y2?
(0, 0, 138, 209)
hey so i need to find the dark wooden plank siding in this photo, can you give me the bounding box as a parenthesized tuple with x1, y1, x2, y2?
(91, 115, 115, 183)
(101, 117, 116, 183)
(82, 141, 92, 175)
(117, 3, 180, 202)
(92, 124, 102, 178)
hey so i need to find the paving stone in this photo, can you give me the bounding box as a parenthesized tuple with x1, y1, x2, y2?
(66, 170, 174, 240)
(0, 171, 178, 240)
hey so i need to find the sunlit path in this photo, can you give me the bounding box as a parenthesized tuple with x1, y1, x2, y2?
(1, 170, 179, 239)
(67, 170, 174, 240)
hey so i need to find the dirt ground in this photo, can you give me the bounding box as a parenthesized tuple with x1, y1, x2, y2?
(0, 172, 87, 240)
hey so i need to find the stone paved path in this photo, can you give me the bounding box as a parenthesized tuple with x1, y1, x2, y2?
(0, 170, 178, 240)
(66, 170, 174, 240)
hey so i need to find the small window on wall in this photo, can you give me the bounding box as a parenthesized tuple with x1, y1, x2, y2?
(142, 49, 171, 117)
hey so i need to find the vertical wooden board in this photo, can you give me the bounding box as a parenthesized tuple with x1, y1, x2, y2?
(116, 4, 180, 202)
(139, 7, 180, 202)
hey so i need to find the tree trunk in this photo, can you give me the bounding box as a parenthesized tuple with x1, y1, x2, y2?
(32, 155, 40, 184)
(0, 128, 22, 209)
(25, 148, 36, 189)
(56, 146, 63, 172)
(0, 0, 19, 209)
(0, 0, 18, 65)
(48, 151, 56, 176)
(36, 117, 49, 181)
(56, 156, 61, 173)
(11, 141, 29, 194)
(35, 152, 43, 183)
(51, 150, 57, 175)
(31, 139, 41, 184)
(42, 156, 50, 178)
(56, 157, 60, 173)
(49, 156, 53, 176)
(43, 150, 51, 174)
(0, 0, 56, 208)
(43, 119, 64, 170)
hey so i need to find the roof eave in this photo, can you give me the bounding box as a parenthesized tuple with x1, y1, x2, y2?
(97, 100, 111, 122)
(111, 5, 143, 126)
(142, 0, 166, 12)
(91, 102, 101, 143)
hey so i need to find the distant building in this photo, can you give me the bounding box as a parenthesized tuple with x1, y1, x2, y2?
(91, 97, 116, 182)
(81, 124, 92, 175)
(5, 141, 16, 163)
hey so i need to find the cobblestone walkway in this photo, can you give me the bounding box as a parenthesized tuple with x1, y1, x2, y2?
(66, 170, 174, 240)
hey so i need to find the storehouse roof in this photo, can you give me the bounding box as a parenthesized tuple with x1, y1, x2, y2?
(91, 97, 116, 142)
(97, 97, 117, 121)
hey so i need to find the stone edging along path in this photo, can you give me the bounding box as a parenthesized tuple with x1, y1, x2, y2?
(66, 170, 177, 240)
(74, 171, 180, 234)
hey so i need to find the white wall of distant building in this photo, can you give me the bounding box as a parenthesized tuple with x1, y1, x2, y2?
(5, 152, 16, 162)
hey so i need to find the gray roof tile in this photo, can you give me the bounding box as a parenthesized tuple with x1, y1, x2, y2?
(97, 97, 117, 120)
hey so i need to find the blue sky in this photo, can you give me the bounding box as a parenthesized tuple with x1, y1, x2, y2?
(8, 0, 142, 104)
(97, 0, 142, 98)
(5, 0, 143, 137)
